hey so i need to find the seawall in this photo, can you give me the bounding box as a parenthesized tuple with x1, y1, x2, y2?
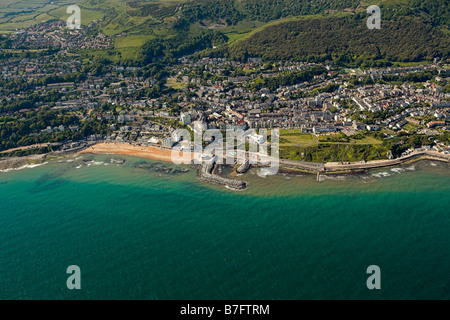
(198, 163, 247, 190)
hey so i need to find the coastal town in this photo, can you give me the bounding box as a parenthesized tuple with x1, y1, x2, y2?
(2, 0, 450, 303)
(1, 21, 450, 174)
(6, 20, 113, 51)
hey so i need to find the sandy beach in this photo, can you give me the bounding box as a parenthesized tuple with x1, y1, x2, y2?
(79, 142, 193, 163)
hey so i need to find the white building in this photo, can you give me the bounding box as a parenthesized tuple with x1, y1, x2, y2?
(180, 112, 191, 125)
(148, 137, 159, 144)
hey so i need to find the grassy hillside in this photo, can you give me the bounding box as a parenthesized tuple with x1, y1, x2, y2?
(2, 0, 448, 34)
(0, 0, 105, 32)
(1, 0, 448, 64)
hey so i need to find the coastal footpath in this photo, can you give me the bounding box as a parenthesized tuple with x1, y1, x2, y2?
(323, 151, 450, 173)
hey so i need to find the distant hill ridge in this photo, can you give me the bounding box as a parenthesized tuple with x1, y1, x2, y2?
(223, 16, 450, 63)
(1, 0, 448, 64)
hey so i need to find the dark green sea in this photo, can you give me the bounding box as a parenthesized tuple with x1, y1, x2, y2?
(0, 154, 449, 300)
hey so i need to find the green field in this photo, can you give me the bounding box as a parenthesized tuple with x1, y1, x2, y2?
(0, 0, 153, 56)
(280, 143, 389, 162)
(115, 34, 154, 49)
(279, 130, 319, 147)
(403, 123, 420, 132)
(166, 77, 187, 89)
(279, 130, 383, 147)
(278, 130, 387, 162)
(0, 0, 107, 32)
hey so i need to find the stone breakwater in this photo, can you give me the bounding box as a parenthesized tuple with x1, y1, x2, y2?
(198, 163, 247, 190)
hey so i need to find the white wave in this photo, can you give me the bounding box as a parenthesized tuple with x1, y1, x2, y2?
(0, 162, 48, 173)
(322, 175, 347, 181)
(257, 167, 278, 178)
(430, 162, 437, 167)
(75, 165, 82, 169)
(405, 166, 416, 171)
(391, 168, 405, 174)
(225, 185, 245, 192)
(85, 160, 104, 167)
(372, 171, 391, 178)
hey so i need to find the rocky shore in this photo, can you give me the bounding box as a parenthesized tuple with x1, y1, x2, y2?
(0, 154, 47, 171)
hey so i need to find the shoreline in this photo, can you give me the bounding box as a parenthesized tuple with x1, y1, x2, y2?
(1, 141, 449, 176)
(78, 142, 450, 173)
(0, 154, 47, 171)
(76, 143, 450, 191)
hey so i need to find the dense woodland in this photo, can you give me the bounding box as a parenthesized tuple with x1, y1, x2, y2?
(127, 0, 449, 28)
(138, 29, 228, 64)
(0, 106, 112, 152)
(224, 17, 449, 63)
(247, 66, 327, 91)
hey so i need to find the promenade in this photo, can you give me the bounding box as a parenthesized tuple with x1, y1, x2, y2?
(324, 151, 450, 172)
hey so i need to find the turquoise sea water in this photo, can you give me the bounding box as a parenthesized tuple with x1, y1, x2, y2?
(0, 154, 449, 300)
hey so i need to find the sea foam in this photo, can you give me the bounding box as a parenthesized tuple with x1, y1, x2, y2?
(0, 162, 48, 173)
